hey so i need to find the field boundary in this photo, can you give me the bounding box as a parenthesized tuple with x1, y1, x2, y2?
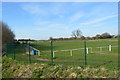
(53, 45, 118, 57)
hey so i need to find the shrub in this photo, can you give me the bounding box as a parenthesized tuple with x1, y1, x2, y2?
(0, 21, 15, 52)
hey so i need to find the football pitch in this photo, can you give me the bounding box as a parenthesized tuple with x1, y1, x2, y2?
(6, 39, 118, 69)
(29, 39, 118, 68)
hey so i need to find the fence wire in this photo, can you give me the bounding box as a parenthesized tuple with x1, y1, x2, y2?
(5, 40, 118, 68)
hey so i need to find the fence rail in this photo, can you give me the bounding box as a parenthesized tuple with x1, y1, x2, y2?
(53, 45, 118, 57)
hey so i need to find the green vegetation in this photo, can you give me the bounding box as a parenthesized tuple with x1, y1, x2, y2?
(2, 56, 119, 78)
(97, 38, 118, 40)
(30, 40, 117, 51)
(6, 39, 118, 70)
(1, 21, 15, 52)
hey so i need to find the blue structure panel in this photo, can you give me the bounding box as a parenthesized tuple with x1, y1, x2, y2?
(32, 50, 36, 55)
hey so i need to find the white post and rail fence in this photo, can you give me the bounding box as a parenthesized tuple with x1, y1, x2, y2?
(52, 45, 117, 58)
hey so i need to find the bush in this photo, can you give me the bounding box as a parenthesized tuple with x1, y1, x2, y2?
(101, 32, 112, 39)
(0, 21, 15, 52)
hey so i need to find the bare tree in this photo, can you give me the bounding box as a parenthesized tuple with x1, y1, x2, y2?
(71, 29, 82, 38)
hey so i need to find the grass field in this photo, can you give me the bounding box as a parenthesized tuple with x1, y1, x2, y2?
(6, 39, 118, 69)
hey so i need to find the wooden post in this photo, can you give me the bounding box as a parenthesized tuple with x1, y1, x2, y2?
(109, 45, 112, 51)
(38, 50, 40, 55)
(86, 48, 89, 54)
(70, 50, 72, 56)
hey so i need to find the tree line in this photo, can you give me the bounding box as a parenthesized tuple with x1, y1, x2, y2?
(1, 22, 119, 46)
(49, 29, 119, 41)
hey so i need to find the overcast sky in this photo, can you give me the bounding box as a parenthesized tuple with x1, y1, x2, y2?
(2, 2, 118, 40)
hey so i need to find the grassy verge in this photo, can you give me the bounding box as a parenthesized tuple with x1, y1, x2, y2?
(2, 56, 119, 78)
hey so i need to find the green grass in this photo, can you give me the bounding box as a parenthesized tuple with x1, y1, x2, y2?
(6, 39, 118, 69)
(30, 40, 117, 51)
(2, 56, 119, 78)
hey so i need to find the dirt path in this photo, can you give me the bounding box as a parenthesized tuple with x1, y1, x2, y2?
(35, 58, 50, 61)
(31, 56, 109, 63)
(31, 56, 84, 62)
